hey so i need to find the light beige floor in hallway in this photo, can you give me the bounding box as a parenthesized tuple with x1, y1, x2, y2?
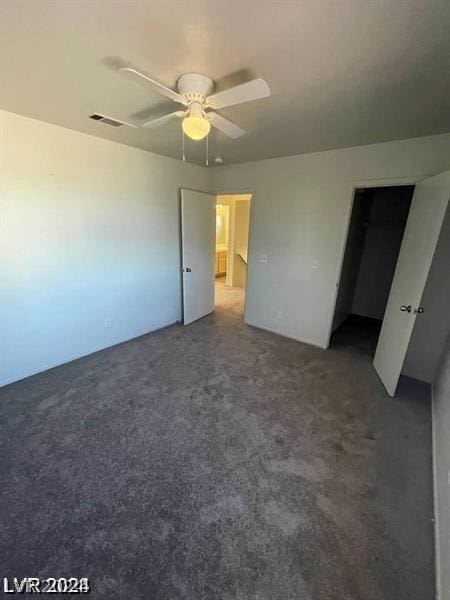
(214, 276, 244, 316)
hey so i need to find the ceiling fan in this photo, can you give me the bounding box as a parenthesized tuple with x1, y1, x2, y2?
(118, 68, 270, 140)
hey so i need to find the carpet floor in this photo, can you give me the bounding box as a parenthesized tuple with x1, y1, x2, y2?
(0, 282, 434, 599)
(215, 276, 244, 316)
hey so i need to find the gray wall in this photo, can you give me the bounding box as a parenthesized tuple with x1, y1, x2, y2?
(352, 186, 412, 320)
(211, 133, 450, 348)
(403, 203, 450, 383)
(0, 110, 208, 385)
(433, 337, 450, 600)
(2, 108, 450, 385)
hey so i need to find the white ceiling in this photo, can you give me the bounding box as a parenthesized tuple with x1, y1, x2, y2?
(1, 0, 449, 166)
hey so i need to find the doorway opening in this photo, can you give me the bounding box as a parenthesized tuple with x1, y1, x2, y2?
(214, 194, 252, 317)
(330, 185, 415, 356)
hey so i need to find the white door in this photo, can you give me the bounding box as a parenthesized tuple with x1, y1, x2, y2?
(181, 189, 216, 325)
(374, 170, 450, 396)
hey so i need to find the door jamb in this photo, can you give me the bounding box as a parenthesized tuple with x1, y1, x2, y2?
(324, 175, 421, 349)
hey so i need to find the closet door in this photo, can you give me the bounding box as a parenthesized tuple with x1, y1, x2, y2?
(373, 170, 450, 396)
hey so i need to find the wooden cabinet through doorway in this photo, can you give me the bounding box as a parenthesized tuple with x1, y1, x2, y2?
(216, 250, 227, 276)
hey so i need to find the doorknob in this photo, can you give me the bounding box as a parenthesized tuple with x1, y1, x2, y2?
(184, 267, 192, 272)
(414, 307, 424, 314)
(400, 305, 412, 312)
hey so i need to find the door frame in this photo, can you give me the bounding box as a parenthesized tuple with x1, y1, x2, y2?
(325, 175, 422, 349)
(213, 188, 255, 321)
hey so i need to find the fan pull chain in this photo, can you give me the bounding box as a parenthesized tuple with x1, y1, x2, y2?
(182, 130, 186, 162)
(205, 133, 209, 167)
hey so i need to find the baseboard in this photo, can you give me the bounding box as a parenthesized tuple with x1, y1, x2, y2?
(330, 313, 348, 334)
(431, 382, 441, 600)
(244, 320, 327, 350)
(0, 320, 177, 388)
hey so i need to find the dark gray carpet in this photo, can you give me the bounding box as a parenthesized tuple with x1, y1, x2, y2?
(0, 299, 434, 599)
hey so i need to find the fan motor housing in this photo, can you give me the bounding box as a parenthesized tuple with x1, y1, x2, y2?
(177, 73, 214, 102)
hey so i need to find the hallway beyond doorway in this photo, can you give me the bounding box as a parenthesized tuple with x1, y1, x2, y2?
(215, 276, 244, 316)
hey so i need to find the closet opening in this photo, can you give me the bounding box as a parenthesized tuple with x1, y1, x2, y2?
(330, 185, 415, 356)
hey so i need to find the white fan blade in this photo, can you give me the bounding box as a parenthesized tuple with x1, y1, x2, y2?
(119, 67, 185, 104)
(208, 112, 245, 139)
(207, 78, 270, 110)
(142, 111, 185, 128)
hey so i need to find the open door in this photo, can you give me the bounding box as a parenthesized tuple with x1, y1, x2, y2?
(181, 189, 216, 325)
(374, 170, 450, 396)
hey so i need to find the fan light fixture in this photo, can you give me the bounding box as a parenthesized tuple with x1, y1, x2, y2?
(181, 102, 210, 140)
(116, 69, 270, 144)
(182, 115, 210, 140)
(113, 69, 270, 162)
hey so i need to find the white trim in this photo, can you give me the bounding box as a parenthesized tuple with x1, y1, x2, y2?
(245, 320, 327, 350)
(351, 175, 423, 188)
(0, 320, 177, 388)
(213, 187, 255, 196)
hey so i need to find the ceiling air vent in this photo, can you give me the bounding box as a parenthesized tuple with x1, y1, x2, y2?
(89, 114, 123, 127)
